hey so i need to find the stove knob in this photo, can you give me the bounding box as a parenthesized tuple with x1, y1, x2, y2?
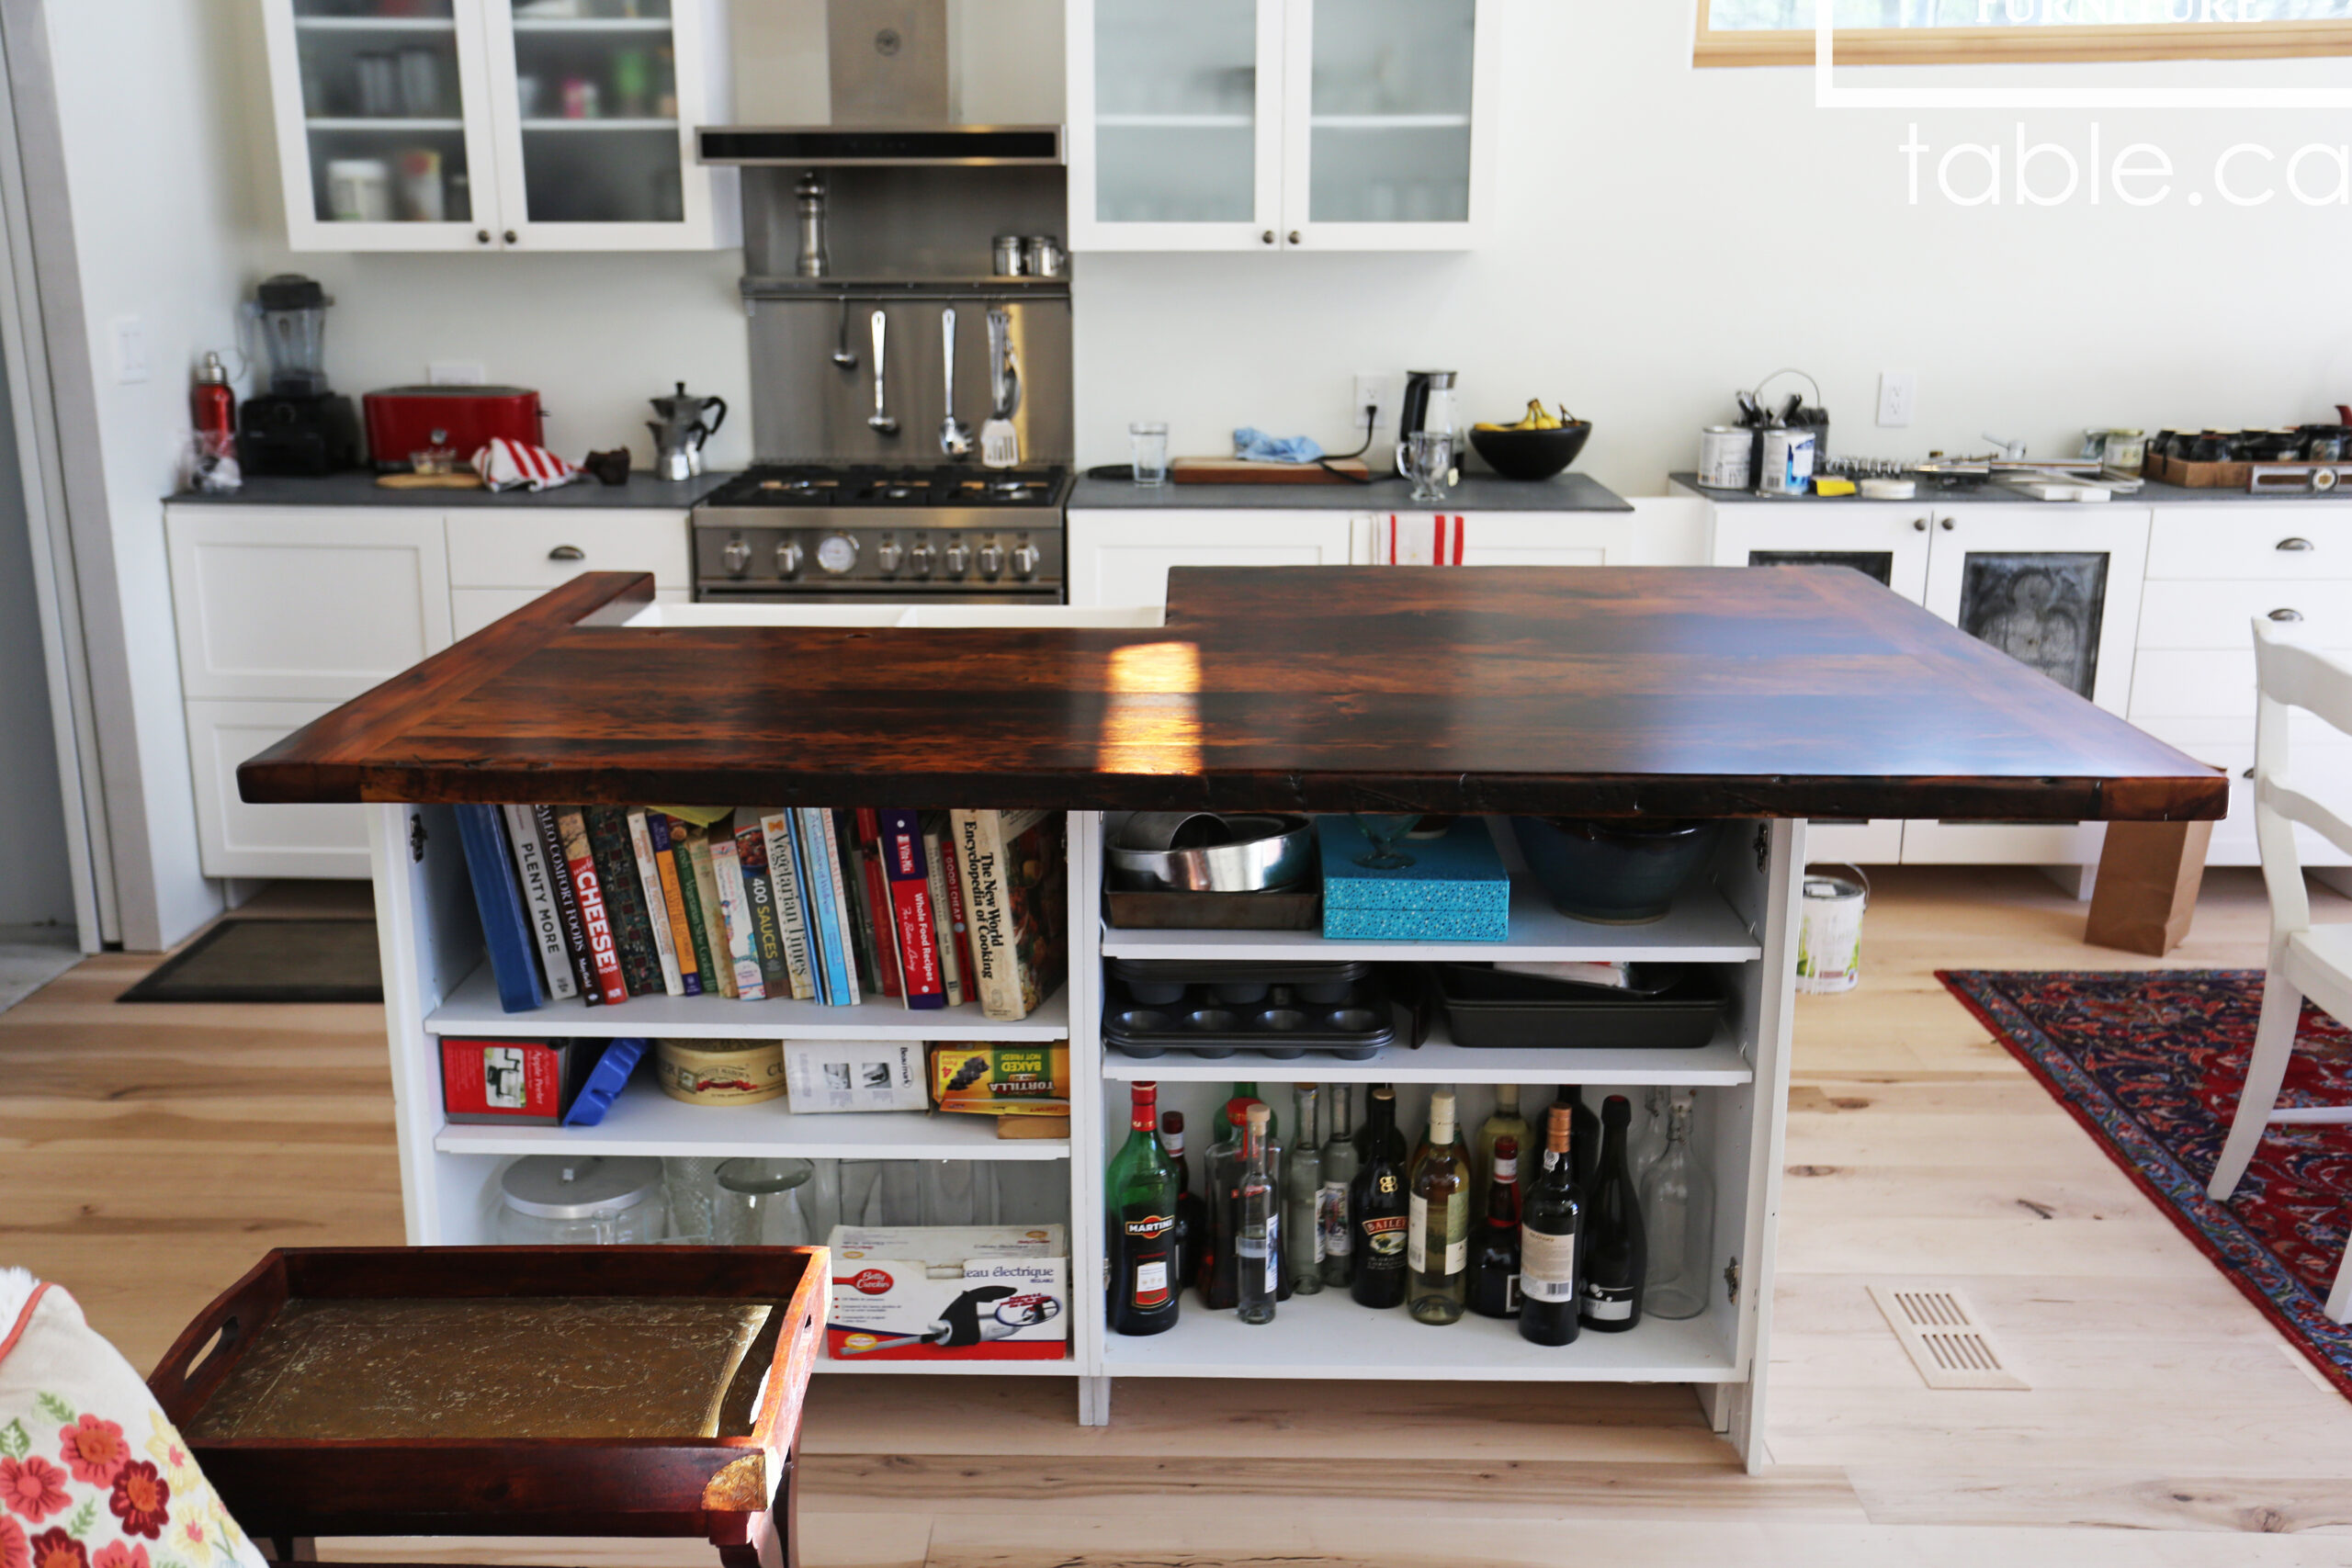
(1009, 535, 1041, 580)
(876, 535, 904, 575)
(944, 539, 971, 578)
(721, 535, 751, 578)
(775, 538, 805, 579)
(908, 537, 935, 579)
(977, 537, 1005, 579)
(816, 533, 860, 576)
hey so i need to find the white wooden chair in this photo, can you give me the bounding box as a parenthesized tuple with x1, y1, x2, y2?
(2207, 617, 2352, 1318)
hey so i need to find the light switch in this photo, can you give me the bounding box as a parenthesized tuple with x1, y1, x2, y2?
(111, 316, 148, 385)
(428, 360, 488, 386)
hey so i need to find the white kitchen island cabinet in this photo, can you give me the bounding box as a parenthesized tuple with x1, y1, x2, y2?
(1068, 0, 1498, 254)
(1068, 509, 1356, 606)
(260, 0, 736, 254)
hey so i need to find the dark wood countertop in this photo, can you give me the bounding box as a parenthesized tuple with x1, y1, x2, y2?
(238, 567, 2226, 820)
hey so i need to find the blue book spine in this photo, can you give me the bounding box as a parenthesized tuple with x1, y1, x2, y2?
(455, 803, 547, 1013)
(798, 807, 854, 1006)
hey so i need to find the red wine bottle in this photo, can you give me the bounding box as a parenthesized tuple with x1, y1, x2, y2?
(1163, 1110, 1204, 1294)
(1465, 1134, 1523, 1319)
(1520, 1106, 1583, 1346)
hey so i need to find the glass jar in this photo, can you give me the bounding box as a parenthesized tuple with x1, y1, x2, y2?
(714, 1157, 814, 1246)
(2100, 428, 2146, 475)
(492, 1155, 668, 1245)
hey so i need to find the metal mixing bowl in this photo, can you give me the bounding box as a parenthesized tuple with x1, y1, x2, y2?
(1107, 812, 1313, 892)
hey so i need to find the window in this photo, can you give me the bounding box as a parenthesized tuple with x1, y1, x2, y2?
(1696, 0, 2352, 66)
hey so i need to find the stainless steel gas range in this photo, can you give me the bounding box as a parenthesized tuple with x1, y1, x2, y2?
(693, 463, 1070, 603)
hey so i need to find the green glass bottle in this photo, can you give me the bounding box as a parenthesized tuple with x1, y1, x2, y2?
(1105, 1080, 1181, 1336)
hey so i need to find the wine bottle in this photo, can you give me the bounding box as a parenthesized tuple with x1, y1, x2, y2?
(1465, 1134, 1522, 1319)
(1319, 1084, 1360, 1288)
(1285, 1085, 1325, 1295)
(1199, 1094, 1241, 1308)
(1579, 1093, 1645, 1333)
(1163, 1110, 1204, 1295)
(1520, 1104, 1583, 1346)
(1105, 1080, 1181, 1337)
(1355, 1081, 1409, 1166)
(1544, 1084, 1602, 1190)
(1472, 1083, 1531, 1218)
(1408, 1088, 1469, 1325)
(1236, 1103, 1278, 1325)
(1639, 1099, 1713, 1321)
(1349, 1086, 1409, 1308)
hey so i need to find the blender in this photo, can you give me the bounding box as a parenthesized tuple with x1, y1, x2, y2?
(238, 274, 360, 475)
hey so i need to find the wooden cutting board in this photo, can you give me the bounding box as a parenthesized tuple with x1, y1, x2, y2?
(1170, 456, 1372, 485)
(377, 471, 485, 490)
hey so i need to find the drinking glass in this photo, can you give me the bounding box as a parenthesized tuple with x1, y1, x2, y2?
(1403, 431, 1453, 503)
(1350, 812, 1421, 869)
(662, 1156, 725, 1244)
(714, 1157, 814, 1247)
(1130, 421, 1170, 486)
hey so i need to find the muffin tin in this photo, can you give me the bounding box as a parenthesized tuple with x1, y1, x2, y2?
(1103, 960, 1395, 1060)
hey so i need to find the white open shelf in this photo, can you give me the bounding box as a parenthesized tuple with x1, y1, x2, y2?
(432, 1088, 1068, 1161)
(1103, 1288, 1736, 1382)
(1099, 882, 1761, 964)
(427, 962, 1071, 1041)
(1100, 1019, 1753, 1087)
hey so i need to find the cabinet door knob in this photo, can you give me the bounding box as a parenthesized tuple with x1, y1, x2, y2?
(475, 229, 491, 244)
(1912, 517, 1928, 531)
(2270, 606, 2305, 622)
(503, 230, 518, 245)
(1261, 230, 1275, 245)
(1939, 517, 1955, 530)
(2278, 536, 2316, 552)
(1287, 230, 1301, 245)
(548, 545, 585, 561)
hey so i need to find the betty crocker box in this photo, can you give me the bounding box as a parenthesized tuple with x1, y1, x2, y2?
(823, 1225, 1068, 1362)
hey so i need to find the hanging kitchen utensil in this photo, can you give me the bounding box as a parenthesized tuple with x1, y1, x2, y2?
(831, 297, 858, 369)
(981, 307, 1020, 468)
(939, 306, 972, 458)
(867, 309, 897, 434)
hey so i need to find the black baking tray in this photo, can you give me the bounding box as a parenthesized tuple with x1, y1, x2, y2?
(1435, 964, 1727, 1049)
(1104, 970, 1399, 1060)
(1109, 958, 1372, 1006)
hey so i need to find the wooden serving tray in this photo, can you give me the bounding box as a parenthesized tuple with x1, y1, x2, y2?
(148, 1247, 825, 1553)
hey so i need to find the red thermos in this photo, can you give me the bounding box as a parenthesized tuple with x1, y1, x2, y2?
(191, 352, 234, 453)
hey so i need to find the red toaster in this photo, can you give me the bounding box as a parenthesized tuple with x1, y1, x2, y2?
(363, 386, 544, 469)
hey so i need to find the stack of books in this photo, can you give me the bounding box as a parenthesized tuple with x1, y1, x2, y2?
(452, 805, 1066, 1023)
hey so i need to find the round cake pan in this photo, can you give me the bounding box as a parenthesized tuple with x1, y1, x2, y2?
(1108, 812, 1312, 892)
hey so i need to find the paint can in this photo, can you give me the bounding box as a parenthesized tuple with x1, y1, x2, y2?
(1757, 427, 1816, 497)
(1794, 867, 1868, 995)
(1698, 425, 1752, 490)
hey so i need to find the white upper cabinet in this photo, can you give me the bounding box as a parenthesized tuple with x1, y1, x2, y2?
(262, 0, 736, 253)
(1068, 0, 1493, 253)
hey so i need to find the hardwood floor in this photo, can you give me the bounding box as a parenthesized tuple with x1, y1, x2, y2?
(6, 866, 2349, 1564)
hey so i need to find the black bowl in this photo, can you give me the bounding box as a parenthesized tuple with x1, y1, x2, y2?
(1510, 816, 1726, 925)
(1469, 422, 1593, 480)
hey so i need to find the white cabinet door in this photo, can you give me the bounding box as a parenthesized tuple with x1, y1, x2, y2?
(445, 510, 692, 591)
(263, 0, 506, 252)
(186, 700, 372, 879)
(2144, 506, 2352, 580)
(1068, 0, 1285, 252)
(167, 509, 454, 702)
(1067, 510, 1353, 606)
(1707, 504, 1933, 603)
(1351, 511, 1634, 565)
(1278, 0, 1494, 252)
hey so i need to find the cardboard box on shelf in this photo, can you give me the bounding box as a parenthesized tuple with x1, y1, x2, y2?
(926, 1044, 1070, 1117)
(824, 1225, 1069, 1361)
(782, 1040, 929, 1113)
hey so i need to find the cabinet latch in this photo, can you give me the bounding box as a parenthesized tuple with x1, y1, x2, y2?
(409, 813, 428, 863)
(1724, 1256, 1741, 1304)
(1752, 824, 1770, 873)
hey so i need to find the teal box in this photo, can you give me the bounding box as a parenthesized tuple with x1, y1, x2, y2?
(1317, 817, 1511, 942)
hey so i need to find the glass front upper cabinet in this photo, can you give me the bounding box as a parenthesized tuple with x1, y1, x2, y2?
(1069, 0, 1492, 253)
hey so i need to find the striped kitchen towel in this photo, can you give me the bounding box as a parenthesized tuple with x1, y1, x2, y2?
(1385, 513, 1465, 565)
(473, 436, 582, 491)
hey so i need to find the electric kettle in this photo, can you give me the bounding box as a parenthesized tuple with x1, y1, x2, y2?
(1395, 370, 1459, 476)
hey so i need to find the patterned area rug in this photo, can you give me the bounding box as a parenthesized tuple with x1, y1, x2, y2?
(1939, 969, 2352, 1398)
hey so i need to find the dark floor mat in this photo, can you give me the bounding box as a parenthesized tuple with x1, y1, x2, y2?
(119, 918, 382, 1003)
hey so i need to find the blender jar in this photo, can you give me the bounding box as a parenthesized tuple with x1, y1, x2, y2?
(254, 274, 333, 398)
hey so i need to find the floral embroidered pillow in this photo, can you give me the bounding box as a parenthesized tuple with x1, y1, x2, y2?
(0, 1271, 264, 1568)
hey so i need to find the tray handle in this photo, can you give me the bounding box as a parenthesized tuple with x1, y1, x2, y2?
(147, 1253, 287, 1420)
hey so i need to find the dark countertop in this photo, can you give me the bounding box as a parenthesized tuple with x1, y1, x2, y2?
(167, 471, 735, 509)
(239, 566, 2224, 823)
(1071, 471, 1631, 513)
(1670, 471, 2349, 505)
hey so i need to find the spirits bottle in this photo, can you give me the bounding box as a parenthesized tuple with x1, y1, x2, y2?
(1633, 1085, 1671, 1179)
(1236, 1104, 1278, 1325)
(1285, 1085, 1325, 1295)
(1105, 1080, 1181, 1337)
(1472, 1083, 1532, 1218)
(1204, 1086, 1289, 1309)
(1348, 1086, 1409, 1308)
(1319, 1084, 1360, 1288)
(1163, 1110, 1204, 1294)
(1465, 1134, 1522, 1318)
(1639, 1100, 1713, 1321)
(1544, 1083, 1602, 1190)
(1408, 1089, 1469, 1325)
(1519, 1105, 1583, 1346)
(1579, 1093, 1646, 1333)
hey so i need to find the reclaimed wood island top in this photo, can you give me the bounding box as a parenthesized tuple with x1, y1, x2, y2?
(239, 566, 2226, 822)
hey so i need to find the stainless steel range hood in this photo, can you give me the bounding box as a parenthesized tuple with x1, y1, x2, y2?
(700, 0, 1064, 167)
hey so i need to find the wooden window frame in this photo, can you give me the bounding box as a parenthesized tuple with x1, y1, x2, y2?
(1693, 1, 2352, 65)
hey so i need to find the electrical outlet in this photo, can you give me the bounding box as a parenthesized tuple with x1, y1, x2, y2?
(1352, 372, 1388, 433)
(428, 360, 488, 386)
(111, 316, 148, 385)
(1877, 370, 1917, 428)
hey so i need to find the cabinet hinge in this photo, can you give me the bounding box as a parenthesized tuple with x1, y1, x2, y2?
(1724, 1256, 1741, 1304)
(1752, 823, 1770, 873)
(409, 813, 428, 863)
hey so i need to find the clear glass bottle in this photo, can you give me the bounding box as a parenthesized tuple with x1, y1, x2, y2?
(1320, 1084, 1360, 1288)
(1236, 1103, 1279, 1325)
(1632, 1086, 1672, 1180)
(1638, 1100, 1713, 1322)
(1285, 1085, 1325, 1295)
(1407, 1089, 1469, 1325)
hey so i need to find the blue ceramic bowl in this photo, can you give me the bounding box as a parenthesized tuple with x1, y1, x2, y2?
(1510, 817, 1727, 925)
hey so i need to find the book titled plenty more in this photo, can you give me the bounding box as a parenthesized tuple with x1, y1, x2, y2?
(454, 804, 1067, 1023)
